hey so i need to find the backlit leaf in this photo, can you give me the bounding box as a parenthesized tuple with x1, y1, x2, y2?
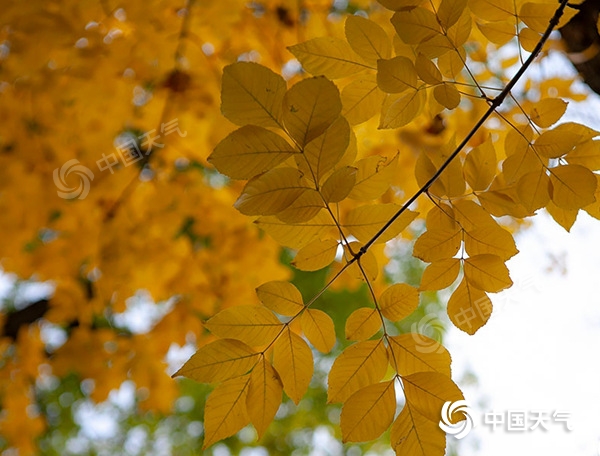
(209, 125, 297, 180)
(300, 116, 350, 182)
(234, 167, 307, 216)
(203, 375, 251, 449)
(282, 77, 342, 147)
(342, 76, 386, 125)
(415, 54, 443, 85)
(550, 164, 597, 210)
(452, 199, 495, 230)
(529, 98, 568, 128)
(345, 16, 392, 64)
(413, 229, 461, 262)
(328, 339, 388, 403)
(173, 339, 258, 383)
(255, 212, 335, 249)
(419, 258, 460, 291)
(322, 166, 357, 203)
(516, 168, 551, 213)
(341, 381, 396, 442)
(567, 140, 600, 170)
(344, 204, 418, 244)
(469, 0, 513, 21)
(448, 277, 492, 334)
(464, 225, 518, 261)
(247, 357, 283, 438)
(221, 62, 286, 128)
(534, 128, 581, 158)
(464, 136, 497, 191)
(379, 283, 419, 321)
(288, 37, 370, 79)
(519, 2, 577, 34)
(402, 371, 464, 422)
(377, 56, 418, 94)
(349, 154, 399, 201)
(546, 200, 578, 232)
(292, 239, 338, 271)
(477, 21, 515, 46)
(433, 83, 461, 110)
(256, 281, 304, 316)
(276, 189, 324, 223)
(292, 239, 339, 271)
(345, 307, 381, 341)
(273, 328, 313, 404)
(391, 405, 446, 455)
(388, 334, 451, 377)
(205, 306, 283, 346)
(301, 308, 336, 353)
(464, 254, 512, 292)
(391, 8, 441, 45)
(379, 89, 426, 129)
(437, 0, 467, 29)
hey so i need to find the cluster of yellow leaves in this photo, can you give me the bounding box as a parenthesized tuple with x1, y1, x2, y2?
(172, 0, 600, 453)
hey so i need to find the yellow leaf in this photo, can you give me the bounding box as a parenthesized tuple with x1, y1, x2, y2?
(379, 88, 426, 129)
(345, 15, 392, 64)
(256, 281, 304, 316)
(401, 371, 464, 422)
(292, 239, 339, 271)
(221, 62, 286, 129)
(387, 334, 451, 376)
(464, 225, 518, 261)
(322, 166, 357, 203)
(299, 116, 350, 182)
(203, 375, 251, 448)
(447, 277, 492, 334)
(255, 212, 335, 249)
(516, 168, 551, 213)
(345, 307, 381, 341)
(464, 136, 497, 191)
(415, 54, 443, 85)
(379, 283, 419, 321)
(288, 37, 370, 79)
(546, 200, 578, 232)
(433, 83, 461, 110)
(340, 380, 396, 443)
(247, 357, 283, 438)
(529, 98, 568, 128)
(377, 0, 424, 11)
(391, 405, 446, 455)
(469, 0, 513, 21)
(584, 175, 600, 220)
(276, 189, 324, 223)
(425, 204, 457, 232)
(205, 306, 283, 346)
(452, 199, 495, 230)
(567, 139, 600, 170)
(464, 254, 512, 292)
(477, 21, 515, 46)
(519, 2, 577, 34)
(436, 47, 466, 77)
(413, 229, 461, 262)
(550, 164, 597, 210)
(534, 128, 582, 158)
(349, 154, 398, 201)
(345, 242, 380, 282)
(391, 7, 441, 45)
(301, 308, 336, 353)
(282, 76, 342, 147)
(173, 339, 258, 383)
(328, 339, 388, 403)
(419, 258, 460, 291)
(209, 125, 297, 180)
(341, 76, 386, 125)
(344, 204, 418, 244)
(437, 0, 467, 30)
(234, 167, 308, 216)
(273, 328, 313, 404)
(377, 56, 418, 93)
(518, 27, 541, 52)
(477, 187, 530, 218)
(502, 145, 541, 185)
